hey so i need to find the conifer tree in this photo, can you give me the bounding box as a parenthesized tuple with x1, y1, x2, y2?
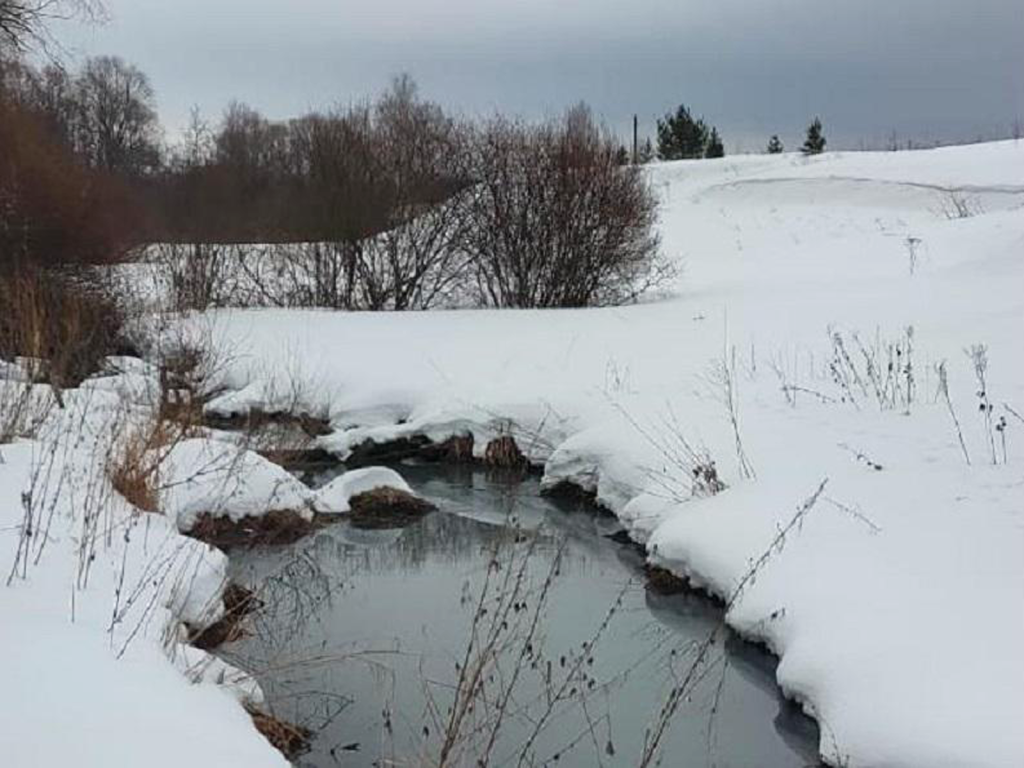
(656, 104, 709, 160)
(767, 134, 784, 154)
(705, 127, 725, 158)
(802, 118, 826, 155)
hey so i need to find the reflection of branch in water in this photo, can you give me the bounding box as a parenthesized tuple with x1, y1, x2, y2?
(221, 471, 825, 766)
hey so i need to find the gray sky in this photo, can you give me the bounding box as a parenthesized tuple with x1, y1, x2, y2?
(52, 0, 1024, 151)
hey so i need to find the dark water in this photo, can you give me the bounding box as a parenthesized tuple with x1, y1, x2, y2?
(222, 464, 820, 767)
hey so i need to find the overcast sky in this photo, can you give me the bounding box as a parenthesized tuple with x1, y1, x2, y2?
(52, 0, 1024, 151)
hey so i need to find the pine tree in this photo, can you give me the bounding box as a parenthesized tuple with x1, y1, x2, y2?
(656, 104, 709, 160)
(766, 134, 784, 154)
(704, 127, 725, 158)
(802, 118, 826, 155)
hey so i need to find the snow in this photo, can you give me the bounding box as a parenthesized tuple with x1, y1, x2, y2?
(189, 141, 1024, 767)
(160, 437, 315, 530)
(0, 388, 287, 765)
(313, 466, 414, 514)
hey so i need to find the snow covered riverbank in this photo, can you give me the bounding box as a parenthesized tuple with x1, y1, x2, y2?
(197, 141, 1024, 767)
(2, 140, 1021, 767)
(0, 377, 290, 766)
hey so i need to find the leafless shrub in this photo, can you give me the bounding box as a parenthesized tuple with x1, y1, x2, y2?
(936, 190, 983, 220)
(614, 403, 726, 501)
(0, 379, 55, 443)
(705, 346, 756, 480)
(151, 242, 235, 311)
(828, 326, 915, 413)
(966, 344, 998, 465)
(769, 350, 837, 407)
(464, 105, 673, 308)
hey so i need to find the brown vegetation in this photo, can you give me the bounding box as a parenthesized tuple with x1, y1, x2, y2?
(644, 564, 693, 596)
(0, 268, 131, 388)
(244, 704, 312, 761)
(187, 583, 262, 651)
(348, 487, 436, 529)
(483, 434, 528, 470)
(185, 509, 320, 551)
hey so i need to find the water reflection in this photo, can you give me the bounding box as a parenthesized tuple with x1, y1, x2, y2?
(222, 466, 820, 767)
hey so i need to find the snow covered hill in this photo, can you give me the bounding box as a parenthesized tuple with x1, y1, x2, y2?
(200, 141, 1024, 767)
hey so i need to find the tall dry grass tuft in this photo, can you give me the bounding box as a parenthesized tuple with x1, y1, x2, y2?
(106, 416, 178, 513)
(0, 267, 131, 390)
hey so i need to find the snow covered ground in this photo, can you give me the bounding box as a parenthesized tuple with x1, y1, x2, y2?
(0, 376, 289, 765)
(194, 141, 1024, 767)
(2, 140, 1021, 767)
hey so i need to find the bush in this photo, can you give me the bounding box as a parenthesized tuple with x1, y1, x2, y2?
(464, 106, 670, 308)
(0, 267, 131, 388)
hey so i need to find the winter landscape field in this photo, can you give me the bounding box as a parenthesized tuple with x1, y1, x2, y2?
(2, 2, 1023, 767)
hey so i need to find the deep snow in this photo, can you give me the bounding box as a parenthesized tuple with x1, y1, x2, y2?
(1, 141, 1022, 768)
(198, 142, 1024, 767)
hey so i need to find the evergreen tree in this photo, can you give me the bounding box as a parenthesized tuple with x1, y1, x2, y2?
(766, 134, 784, 154)
(801, 118, 826, 155)
(704, 127, 725, 158)
(656, 104, 709, 160)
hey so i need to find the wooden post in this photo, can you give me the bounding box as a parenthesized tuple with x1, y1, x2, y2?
(632, 114, 638, 164)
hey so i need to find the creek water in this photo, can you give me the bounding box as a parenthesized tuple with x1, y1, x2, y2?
(221, 464, 820, 767)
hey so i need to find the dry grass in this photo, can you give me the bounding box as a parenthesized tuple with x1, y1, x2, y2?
(185, 509, 320, 551)
(106, 418, 175, 513)
(244, 703, 312, 760)
(483, 434, 528, 469)
(0, 268, 130, 390)
(187, 584, 262, 650)
(348, 487, 436, 529)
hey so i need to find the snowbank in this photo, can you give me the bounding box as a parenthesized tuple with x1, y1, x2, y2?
(160, 437, 315, 531)
(192, 141, 1024, 767)
(0, 378, 287, 766)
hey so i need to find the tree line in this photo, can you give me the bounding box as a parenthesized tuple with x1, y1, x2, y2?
(1, 51, 672, 309)
(652, 104, 827, 160)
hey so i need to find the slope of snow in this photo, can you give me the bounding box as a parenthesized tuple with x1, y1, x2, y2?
(194, 141, 1024, 767)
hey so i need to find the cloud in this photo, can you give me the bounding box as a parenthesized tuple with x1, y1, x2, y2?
(52, 0, 1024, 148)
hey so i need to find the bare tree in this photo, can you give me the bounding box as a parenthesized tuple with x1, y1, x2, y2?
(464, 106, 670, 308)
(0, 1, 103, 52)
(75, 55, 160, 175)
(355, 75, 473, 309)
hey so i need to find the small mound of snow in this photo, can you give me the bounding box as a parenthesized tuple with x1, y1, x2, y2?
(161, 438, 314, 530)
(313, 466, 414, 514)
(80, 371, 160, 405)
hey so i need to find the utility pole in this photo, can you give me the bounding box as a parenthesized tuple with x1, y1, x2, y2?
(632, 114, 639, 164)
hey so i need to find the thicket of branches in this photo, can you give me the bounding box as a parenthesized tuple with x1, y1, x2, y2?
(3, 44, 671, 312)
(466, 105, 668, 308)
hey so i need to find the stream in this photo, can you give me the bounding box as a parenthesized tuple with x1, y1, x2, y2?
(221, 463, 820, 767)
